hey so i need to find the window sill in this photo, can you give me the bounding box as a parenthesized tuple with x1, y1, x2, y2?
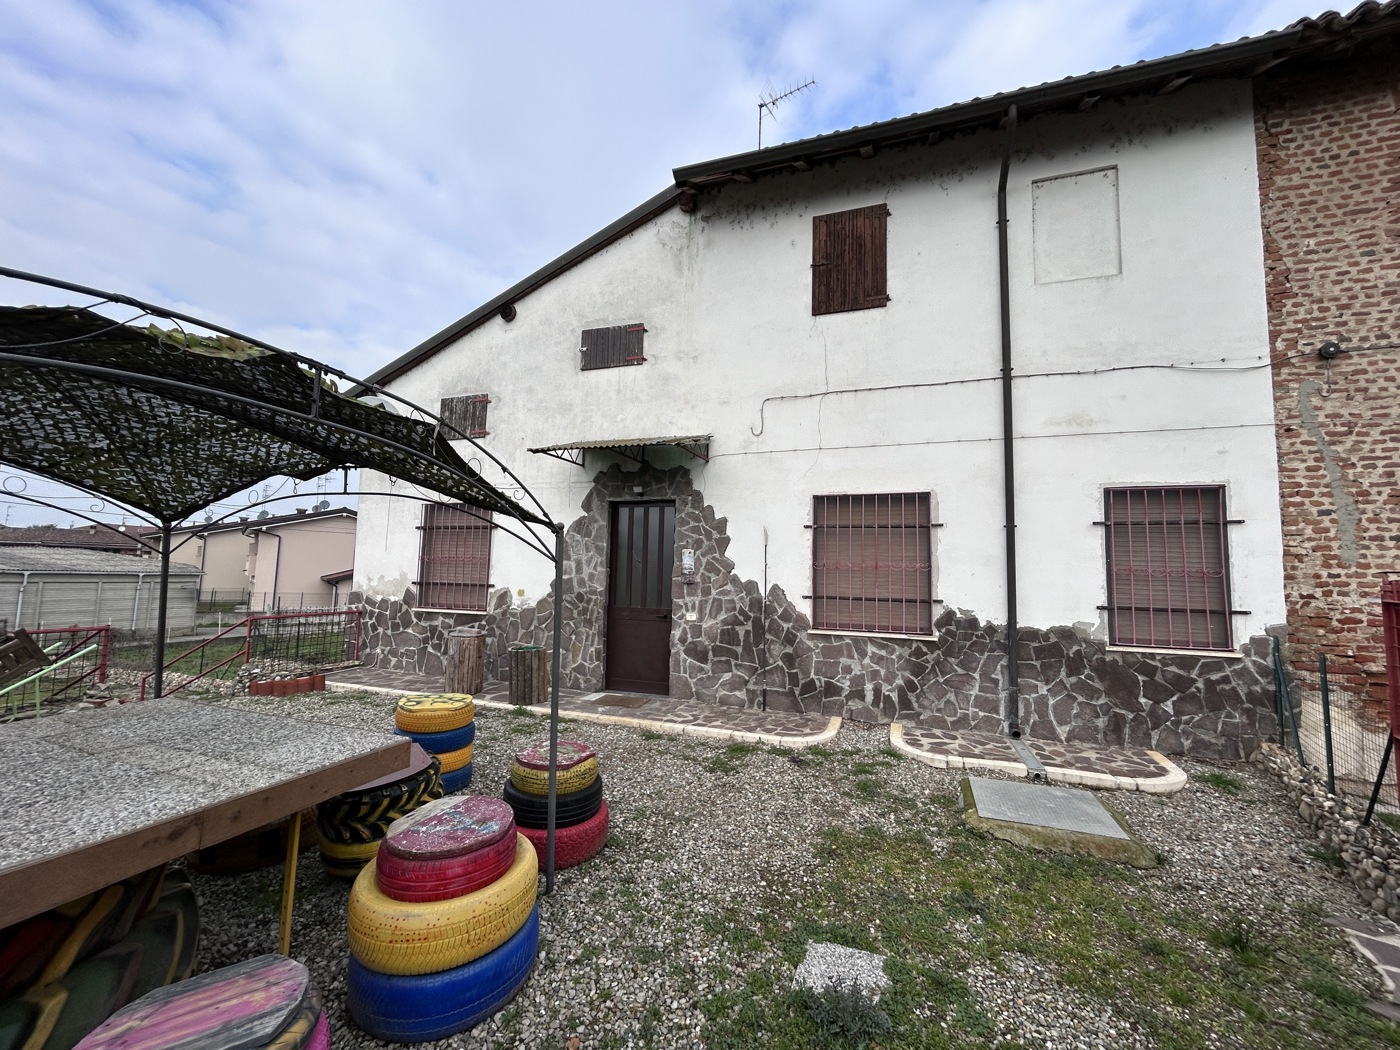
(1106, 644, 1243, 659)
(411, 607, 488, 617)
(807, 628, 939, 643)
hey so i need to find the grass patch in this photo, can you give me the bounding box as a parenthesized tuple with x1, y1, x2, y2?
(1195, 770, 1246, 795)
(691, 807, 1400, 1049)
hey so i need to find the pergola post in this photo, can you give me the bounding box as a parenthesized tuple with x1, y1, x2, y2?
(152, 521, 173, 699)
(544, 522, 565, 894)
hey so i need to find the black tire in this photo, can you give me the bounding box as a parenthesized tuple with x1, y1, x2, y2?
(318, 757, 443, 845)
(502, 775, 603, 830)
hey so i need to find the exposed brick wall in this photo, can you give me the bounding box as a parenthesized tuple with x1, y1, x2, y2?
(1256, 45, 1400, 702)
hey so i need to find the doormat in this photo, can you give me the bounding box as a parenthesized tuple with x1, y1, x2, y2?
(591, 694, 654, 709)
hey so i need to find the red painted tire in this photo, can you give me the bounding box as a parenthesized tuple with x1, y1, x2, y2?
(374, 831, 518, 903)
(518, 800, 609, 871)
(375, 797, 518, 903)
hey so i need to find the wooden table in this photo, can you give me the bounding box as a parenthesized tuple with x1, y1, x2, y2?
(0, 698, 409, 931)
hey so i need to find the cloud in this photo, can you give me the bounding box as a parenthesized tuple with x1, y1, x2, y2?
(0, 0, 1303, 388)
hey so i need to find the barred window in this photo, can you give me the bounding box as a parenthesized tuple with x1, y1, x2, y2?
(416, 504, 492, 611)
(811, 493, 932, 635)
(439, 394, 490, 438)
(1103, 486, 1232, 650)
(812, 204, 889, 315)
(581, 323, 646, 370)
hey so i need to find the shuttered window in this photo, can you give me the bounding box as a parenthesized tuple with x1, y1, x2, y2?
(811, 493, 932, 636)
(581, 323, 646, 370)
(1103, 486, 1232, 651)
(812, 204, 890, 315)
(439, 394, 490, 439)
(416, 504, 493, 611)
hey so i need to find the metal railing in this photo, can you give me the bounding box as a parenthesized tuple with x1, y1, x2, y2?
(1281, 647, 1396, 817)
(0, 625, 111, 719)
(138, 609, 361, 700)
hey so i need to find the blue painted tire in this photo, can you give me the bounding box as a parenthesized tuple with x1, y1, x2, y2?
(440, 764, 473, 794)
(395, 721, 475, 754)
(346, 905, 538, 1043)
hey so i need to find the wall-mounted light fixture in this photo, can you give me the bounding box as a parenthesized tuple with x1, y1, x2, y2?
(632, 484, 645, 497)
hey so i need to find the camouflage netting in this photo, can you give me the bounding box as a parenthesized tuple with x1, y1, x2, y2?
(0, 306, 547, 525)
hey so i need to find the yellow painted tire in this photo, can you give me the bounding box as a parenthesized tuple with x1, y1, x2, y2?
(394, 694, 474, 734)
(348, 835, 538, 976)
(435, 742, 474, 774)
(320, 838, 381, 863)
(509, 757, 598, 797)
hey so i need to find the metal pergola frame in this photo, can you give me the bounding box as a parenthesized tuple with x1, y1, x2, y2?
(0, 266, 573, 892)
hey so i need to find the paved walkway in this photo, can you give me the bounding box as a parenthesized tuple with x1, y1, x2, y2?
(327, 666, 1186, 790)
(325, 666, 839, 747)
(892, 723, 1186, 793)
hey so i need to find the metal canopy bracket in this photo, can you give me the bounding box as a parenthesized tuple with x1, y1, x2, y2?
(528, 435, 711, 471)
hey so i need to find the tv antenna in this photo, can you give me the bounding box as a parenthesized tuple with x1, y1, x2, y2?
(758, 79, 815, 148)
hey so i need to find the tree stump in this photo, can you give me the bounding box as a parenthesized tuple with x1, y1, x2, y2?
(444, 628, 486, 694)
(508, 646, 549, 706)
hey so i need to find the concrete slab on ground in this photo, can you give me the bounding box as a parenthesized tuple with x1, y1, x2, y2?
(1329, 915, 1400, 1018)
(961, 775, 1159, 868)
(892, 723, 1186, 793)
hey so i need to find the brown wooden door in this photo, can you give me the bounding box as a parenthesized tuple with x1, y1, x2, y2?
(605, 501, 675, 694)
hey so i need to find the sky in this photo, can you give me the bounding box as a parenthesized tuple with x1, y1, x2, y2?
(0, 0, 1323, 527)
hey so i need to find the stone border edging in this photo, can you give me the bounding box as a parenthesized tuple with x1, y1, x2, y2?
(1257, 742, 1400, 922)
(890, 724, 1187, 793)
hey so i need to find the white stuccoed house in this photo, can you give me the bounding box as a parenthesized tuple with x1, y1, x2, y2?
(352, 29, 1317, 760)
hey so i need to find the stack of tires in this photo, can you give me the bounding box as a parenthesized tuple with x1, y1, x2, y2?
(317, 744, 443, 878)
(503, 738, 609, 870)
(73, 954, 326, 1050)
(0, 866, 199, 1050)
(345, 796, 539, 1042)
(394, 694, 476, 793)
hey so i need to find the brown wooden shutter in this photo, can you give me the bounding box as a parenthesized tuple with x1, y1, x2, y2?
(811, 493, 931, 635)
(812, 204, 889, 315)
(439, 394, 490, 438)
(581, 323, 647, 370)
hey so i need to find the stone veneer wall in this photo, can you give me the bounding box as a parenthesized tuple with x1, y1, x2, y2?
(357, 464, 1279, 760)
(1255, 45, 1400, 701)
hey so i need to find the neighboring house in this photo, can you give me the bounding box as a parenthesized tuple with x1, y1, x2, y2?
(352, 10, 1396, 761)
(0, 547, 201, 632)
(168, 508, 357, 612)
(1253, 10, 1400, 702)
(0, 523, 162, 557)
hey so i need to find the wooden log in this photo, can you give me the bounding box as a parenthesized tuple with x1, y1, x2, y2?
(508, 646, 548, 707)
(444, 629, 486, 695)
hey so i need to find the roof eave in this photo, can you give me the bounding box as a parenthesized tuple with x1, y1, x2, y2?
(673, 30, 1309, 187)
(363, 186, 684, 389)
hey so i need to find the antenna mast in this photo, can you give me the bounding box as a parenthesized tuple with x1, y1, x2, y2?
(758, 79, 815, 148)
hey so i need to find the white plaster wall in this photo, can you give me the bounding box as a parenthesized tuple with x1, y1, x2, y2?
(357, 79, 1283, 649)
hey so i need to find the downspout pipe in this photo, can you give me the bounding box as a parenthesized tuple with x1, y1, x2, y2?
(997, 104, 1022, 737)
(14, 571, 30, 628)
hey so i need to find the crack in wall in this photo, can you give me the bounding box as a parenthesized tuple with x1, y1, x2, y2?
(1297, 378, 1360, 567)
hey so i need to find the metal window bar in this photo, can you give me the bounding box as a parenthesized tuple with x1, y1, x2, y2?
(416, 504, 493, 611)
(811, 493, 931, 635)
(1104, 486, 1230, 650)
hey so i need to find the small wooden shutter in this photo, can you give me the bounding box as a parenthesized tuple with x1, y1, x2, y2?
(812, 204, 889, 315)
(439, 394, 490, 438)
(581, 323, 647, 370)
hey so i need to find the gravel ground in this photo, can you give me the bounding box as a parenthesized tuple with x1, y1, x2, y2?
(181, 690, 1388, 1050)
